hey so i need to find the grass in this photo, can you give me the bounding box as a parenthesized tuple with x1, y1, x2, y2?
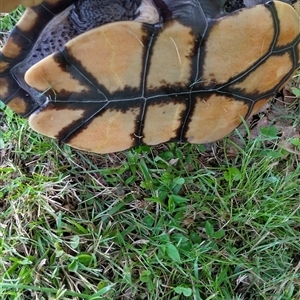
(1, 6, 300, 300)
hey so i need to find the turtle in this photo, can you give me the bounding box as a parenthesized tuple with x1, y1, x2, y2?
(0, 0, 299, 154)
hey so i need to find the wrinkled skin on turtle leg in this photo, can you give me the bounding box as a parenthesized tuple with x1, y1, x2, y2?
(0, 0, 44, 12)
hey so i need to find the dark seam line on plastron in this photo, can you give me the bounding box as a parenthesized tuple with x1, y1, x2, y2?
(138, 23, 161, 146)
(178, 2, 210, 142)
(178, 35, 207, 141)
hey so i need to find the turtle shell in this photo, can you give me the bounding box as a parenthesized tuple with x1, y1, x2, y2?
(1, 0, 300, 154)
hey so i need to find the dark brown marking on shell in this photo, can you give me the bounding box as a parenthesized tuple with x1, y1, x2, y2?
(222, 52, 298, 110)
(57, 99, 144, 144)
(51, 51, 71, 74)
(43, 51, 107, 101)
(152, 0, 173, 20)
(56, 48, 142, 100)
(131, 23, 162, 144)
(156, 79, 189, 94)
(182, 44, 205, 138)
(41, 101, 107, 141)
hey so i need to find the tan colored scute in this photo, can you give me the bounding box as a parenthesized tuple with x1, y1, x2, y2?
(185, 95, 249, 144)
